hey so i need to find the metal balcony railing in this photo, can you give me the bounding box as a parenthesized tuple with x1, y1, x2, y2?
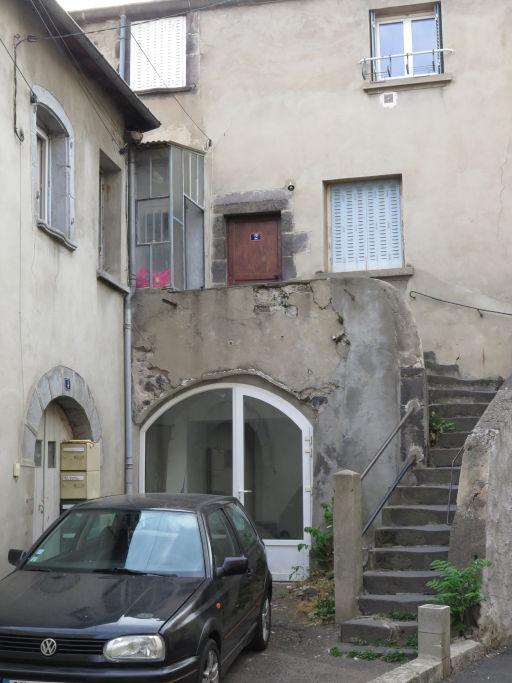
(359, 48, 454, 82)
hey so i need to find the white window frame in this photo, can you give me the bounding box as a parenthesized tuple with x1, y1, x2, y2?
(374, 8, 440, 81)
(36, 126, 49, 224)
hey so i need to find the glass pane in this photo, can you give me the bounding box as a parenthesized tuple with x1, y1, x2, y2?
(207, 509, 239, 568)
(136, 198, 170, 244)
(225, 504, 259, 554)
(378, 22, 405, 78)
(198, 155, 204, 208)
(151, 242, 171, 288)
(145, 389, 233, 496)
(243, 396, 303, 540)
(183, 150, 191, 197)
(34, 440, 43, 467)
(190, 154, 198, 203)
(185, 198, 205, 290)
(171, 146, 184, 222)
(173, 218, 185, 290)
(25, 509, 205, 577)
(135, 244, 150, 288)
(151, 148, 170, 198)
(135, 151, 150, 199)
(47, 442, 56, 469)
(412, 18, 437, 75)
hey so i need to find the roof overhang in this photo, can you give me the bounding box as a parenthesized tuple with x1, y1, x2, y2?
(28, 0, 160, 132)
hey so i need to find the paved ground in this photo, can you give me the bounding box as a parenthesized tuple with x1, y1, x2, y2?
(224, 585, 399, 683)
(448, 647, 511, 681)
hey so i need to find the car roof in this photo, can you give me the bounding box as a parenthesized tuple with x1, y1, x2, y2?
(74, 493, 237, 513)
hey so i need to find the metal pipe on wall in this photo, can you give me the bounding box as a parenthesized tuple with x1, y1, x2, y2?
(124, 147, 136, 494)
(119, 14, 127, 80)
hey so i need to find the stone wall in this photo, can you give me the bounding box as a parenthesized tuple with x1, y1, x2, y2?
(449, 377, 512, 647)
(132, 276, 425, 523)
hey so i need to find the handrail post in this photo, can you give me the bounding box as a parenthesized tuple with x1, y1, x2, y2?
(333, 470, 362, 623)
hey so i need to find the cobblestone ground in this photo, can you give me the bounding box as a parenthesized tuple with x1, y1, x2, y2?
(224, 585, 399, 683)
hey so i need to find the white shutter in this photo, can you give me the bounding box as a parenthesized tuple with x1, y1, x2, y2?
(330, 179, 403, 272)
(130, 17, 187, 91)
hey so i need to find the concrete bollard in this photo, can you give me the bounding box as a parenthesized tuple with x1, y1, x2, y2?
(333, 469, 363, 623)
(418, 604, 451, 676)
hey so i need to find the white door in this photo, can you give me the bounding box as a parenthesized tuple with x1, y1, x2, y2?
(141, 384, 313, 581)
(33, 403, 73, 541)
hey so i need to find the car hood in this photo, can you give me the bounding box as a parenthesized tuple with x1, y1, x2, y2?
(0, 570, 204, 635)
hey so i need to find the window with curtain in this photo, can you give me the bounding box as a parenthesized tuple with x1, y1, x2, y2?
(329, 178, 403, 272)
(130, 16, 187, 91)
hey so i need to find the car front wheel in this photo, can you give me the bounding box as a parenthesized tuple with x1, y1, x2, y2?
(199, 638, 220, 683)
(249, 593, 271, 651)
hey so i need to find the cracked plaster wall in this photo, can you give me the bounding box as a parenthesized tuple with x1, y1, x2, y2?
(132, 276, 423, 522)
(449, 376, 512, 647)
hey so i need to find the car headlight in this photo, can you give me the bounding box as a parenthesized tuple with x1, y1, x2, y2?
(104, 635, 165, 662)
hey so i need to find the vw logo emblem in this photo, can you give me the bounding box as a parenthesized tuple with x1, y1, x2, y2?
(40, 638, 58, 656)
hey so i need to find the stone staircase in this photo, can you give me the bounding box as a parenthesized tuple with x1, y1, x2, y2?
(340, 352, 501, 647)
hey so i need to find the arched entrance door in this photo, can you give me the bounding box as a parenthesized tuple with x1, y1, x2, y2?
(140, 384, 313, 580)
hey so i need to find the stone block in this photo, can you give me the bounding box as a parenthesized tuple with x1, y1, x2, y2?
(36, 377, 51, 410)
(211, 237, 226, 260)
(22, 425, 37, 465)
(280, 210, 294, 232)
(418, 631, 450, 659)
(282, 232, 308, 258)
(212, 215, 226, 238)
(47, 366, 63, 399)
(211, 260, 227, 285)
(26, 392, 43, 434)
(89, 407, 102, 442)
(282, 256, 297, 281)
(62, 367, 74, 396)
(418, 604, 450, 635)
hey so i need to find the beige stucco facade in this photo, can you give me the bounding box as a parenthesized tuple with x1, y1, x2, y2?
(77, 0, 512, 380)
(0, 0, 156, 577)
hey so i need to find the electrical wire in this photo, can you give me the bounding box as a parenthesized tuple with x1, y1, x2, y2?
(0, 34, 35, 94)
(409, 290, 512, 318)
(28, 0, 124, 150)
(130, 32, 211, 143)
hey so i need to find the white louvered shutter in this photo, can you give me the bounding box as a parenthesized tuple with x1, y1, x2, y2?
(330, 179, 403, 272)
(130, 17, 187, 91)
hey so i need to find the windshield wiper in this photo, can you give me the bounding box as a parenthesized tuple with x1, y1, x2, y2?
(93, 567, 176, 577)
(24, 566, 51, 572)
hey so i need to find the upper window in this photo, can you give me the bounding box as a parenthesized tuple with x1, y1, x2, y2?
(329, 178, 403, 273)
(363, 3, 444, 81)
(33, 86, 75, 246)
(130, 17, 187, 92)
(135, 145, 205, 290)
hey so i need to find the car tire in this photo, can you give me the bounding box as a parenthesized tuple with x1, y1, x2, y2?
(198, 638, 221, 683)
(249, 593, 271, 651)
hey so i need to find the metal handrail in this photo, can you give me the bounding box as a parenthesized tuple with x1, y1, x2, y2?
(359, 48, 454, 81)
(446, 445, 465, 524)
(361, 399, 421, 481)
(363, 454, 416, 535)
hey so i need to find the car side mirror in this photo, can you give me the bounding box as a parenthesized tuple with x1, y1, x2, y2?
(8, 549, 26, 567)
(216, 556, 248, 578)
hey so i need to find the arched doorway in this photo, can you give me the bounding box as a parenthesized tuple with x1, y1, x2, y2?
(140, 384, 313, 580)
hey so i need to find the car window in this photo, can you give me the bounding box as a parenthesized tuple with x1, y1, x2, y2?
(206, 509, 239, 569)
(225, 504, 259, 554)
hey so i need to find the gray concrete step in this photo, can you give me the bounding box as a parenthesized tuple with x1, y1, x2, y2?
(336, 642, 417, 658)
(429, 402, 489, 417)
(341, 615, 417, 646)
(427, 375, 502, 391)
(359, 592, 437, 615)
(423, 351, 436, 363)
(412, 467, 460, 485)
(429, 388, 496, 404)
(445, 416, 481, 432)
(363, 570, 440, 594)
(371, 545, 448, 571)
(374, 525, 451, 547)
(425, 360, 460, 378)
(435, 431, 469, 448)
(390, 484, 457, 506)
(429, 447, 463, 467)
(382, 504, 455, 526)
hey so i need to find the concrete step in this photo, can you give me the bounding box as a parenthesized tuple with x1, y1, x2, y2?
(425, 360, 460, 378)
(412, 467, 460, 485)
(429, 388, 496, 404)
(336, 642, 417, 658)
(423, 351, 436, 363)
(371, 545, 448, 571)
(429, 403, 489, 418)
(445, 416, 481, 432)
(436, 431, 469, 449)
(359, 592, 437, 616)
(341, 615, 417, 646)
(429, 448, 463, 467)
(427, 375, 502, 391)
(382, 505, 455, 526)
(390, 484, 457, 506)
(375, 525, 451, 547)
(363, 569, 440, 594)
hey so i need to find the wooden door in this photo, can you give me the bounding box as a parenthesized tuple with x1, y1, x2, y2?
(227, 215, 281, 285)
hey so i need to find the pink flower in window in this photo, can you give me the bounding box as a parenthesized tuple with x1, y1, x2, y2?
(136, 267, 149, 288)
(152, 268, 171, 288)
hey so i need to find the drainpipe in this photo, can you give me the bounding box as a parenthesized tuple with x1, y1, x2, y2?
(118, 15, 127, 80)
(124, 147, 136, 495)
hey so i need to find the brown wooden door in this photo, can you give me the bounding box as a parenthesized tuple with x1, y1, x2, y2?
(227, 215, 281, 285)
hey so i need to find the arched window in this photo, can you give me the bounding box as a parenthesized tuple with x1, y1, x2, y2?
(32, 86, 75, 248)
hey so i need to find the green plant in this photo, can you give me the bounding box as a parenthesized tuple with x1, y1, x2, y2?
(427, 559, 491, 633)
(386, 610, 416, 622)
(429, 412, 455, 445)
(288, 564, 304, 581)
(298, 501, 334, 570)
(405, 633, 418, 648)
(347, 650, 381, 660)
(329, 646, 342, 657)
(382, 651, 409, 663)
(312, 593, 335, 623)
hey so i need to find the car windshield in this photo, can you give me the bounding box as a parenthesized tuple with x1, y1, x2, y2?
(23, 509, 205, 577)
